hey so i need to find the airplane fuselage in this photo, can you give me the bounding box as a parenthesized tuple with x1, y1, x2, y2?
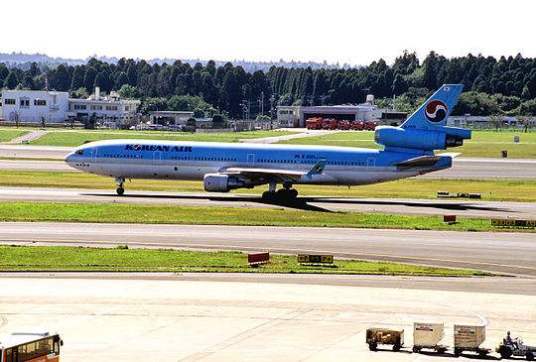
(66, 139, 451, 186)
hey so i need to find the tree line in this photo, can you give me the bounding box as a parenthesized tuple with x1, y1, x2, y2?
(2, 51, 536, 117)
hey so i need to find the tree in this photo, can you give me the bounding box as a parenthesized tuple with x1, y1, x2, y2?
(3, 71, 18, 89)
(118, 84, 140, 99)
(193, 108, 205, 118)
(212, 114, 225, 128)
(70, 66, 86, 90)
(115, 72, 129, 90)
(83, 67, 97, 92)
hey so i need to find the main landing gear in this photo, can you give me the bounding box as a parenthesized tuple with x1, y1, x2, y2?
(115, 177, 125, 196)
(261, 182, 298, 202)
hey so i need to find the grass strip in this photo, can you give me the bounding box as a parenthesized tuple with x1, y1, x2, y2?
(0, 201, 520, 232)
(0, 245, 487, 276)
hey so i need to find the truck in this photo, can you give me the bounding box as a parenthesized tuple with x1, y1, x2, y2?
(453, 324, 491, 357)
(305, 117, 322, 130)
(366, 328, 404, 351)
(496, 333, 536, 360)
(412, 322, 448, 354)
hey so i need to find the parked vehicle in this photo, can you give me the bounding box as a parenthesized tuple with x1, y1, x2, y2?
(497, 332, 536, 360)
(412, 322, 448, 354)
(366, 328, 404, 351)
(453, 324, 491, 357)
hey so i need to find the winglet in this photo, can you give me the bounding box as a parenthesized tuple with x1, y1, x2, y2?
(307, 159, 326, 176)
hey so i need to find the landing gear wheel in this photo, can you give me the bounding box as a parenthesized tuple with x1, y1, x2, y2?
(262, 191, 275, 201)
(116, 187, 125, 196)
(527, 351, 534, 361)
(412, 346, 420, 353)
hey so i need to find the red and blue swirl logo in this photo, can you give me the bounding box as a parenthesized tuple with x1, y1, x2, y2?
(425, 100, 448, 123)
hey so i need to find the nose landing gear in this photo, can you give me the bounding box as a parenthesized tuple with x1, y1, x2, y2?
(115, 177, 125, 196)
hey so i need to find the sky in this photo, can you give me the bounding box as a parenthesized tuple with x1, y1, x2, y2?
(2, 0, 535, 65)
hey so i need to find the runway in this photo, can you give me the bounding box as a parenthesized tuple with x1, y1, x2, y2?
(1, 186, 535, 218)
(1, 144, 536, 179)
(0, 273, 534, 361)
(1, 222, 535, 276)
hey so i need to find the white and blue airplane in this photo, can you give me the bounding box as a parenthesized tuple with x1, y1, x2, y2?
(65, 84, 471, 200)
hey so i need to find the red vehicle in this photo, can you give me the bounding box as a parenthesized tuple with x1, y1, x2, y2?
(305, 117, 323, 130)
(351, 120, 364, 130)
(0, 332, 63, 362)
(337, 120, 351, 130)
(363, 121, 378, 131)
(322, 118, 338, 130)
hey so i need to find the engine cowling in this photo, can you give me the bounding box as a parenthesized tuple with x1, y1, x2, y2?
(374, 126, 468, 151)
(203, 173, 245, 192)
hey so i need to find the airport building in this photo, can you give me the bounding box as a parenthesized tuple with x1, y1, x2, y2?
(0, 87, 140, 125)
(277, 98, 407, 127)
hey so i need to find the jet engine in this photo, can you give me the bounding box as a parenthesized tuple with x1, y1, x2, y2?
(203, 173, 245, 192)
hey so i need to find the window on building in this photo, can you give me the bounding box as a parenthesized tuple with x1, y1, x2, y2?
(4, 98, 16, 105)
(20, 99, 30, 108)
(106, 105, 118, 111)
(74, 104, 87, 110)
(90, 105, 103, 111)
(34, 99, 47, 106)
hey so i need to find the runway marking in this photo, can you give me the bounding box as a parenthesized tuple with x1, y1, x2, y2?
(1, 237, 535, 275)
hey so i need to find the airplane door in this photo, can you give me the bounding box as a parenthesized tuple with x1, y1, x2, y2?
(367, 157, 376, 167)
(247, 153, 256, 164)
(91, 148, 98, 160)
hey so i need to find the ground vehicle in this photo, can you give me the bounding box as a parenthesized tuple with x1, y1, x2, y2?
(305, 117, 322, 130)
(0, 331, 62, 362)
(497, 334, 536, 360)
(366, 328, 404, 351)
(337, 120, 351, 130)
(412, 322, 448, 354)
(453, 324, 491, 357)
(321, 118, 338, 130)
(351, 120, 364, 130)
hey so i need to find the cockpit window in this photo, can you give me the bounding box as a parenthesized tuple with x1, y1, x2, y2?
(75, 149, 84, 155)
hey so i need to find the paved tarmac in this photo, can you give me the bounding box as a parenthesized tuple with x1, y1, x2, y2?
(1, 155, 535, 179)
(0, 273, 534, 361)
(0, 186, 534, 218)
(1, 222, 534, 276)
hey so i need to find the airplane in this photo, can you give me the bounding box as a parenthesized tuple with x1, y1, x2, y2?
(65, 84, 471, 200)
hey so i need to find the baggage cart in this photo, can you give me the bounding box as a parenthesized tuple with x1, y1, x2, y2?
(453, 324, 491, 357)
(366, 328, 404, 351)
(412, 322, 448, 353)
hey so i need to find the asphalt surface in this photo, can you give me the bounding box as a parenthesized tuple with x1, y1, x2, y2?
(0, 186, 534, 218)
(1, 274, 535, 361)
(1, 222, 535, 276)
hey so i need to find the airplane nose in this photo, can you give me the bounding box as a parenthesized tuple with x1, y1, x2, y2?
(64, 152, 76, 165)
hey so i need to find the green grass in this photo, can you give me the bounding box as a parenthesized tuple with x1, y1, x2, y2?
(0, 129, 28, 142)
(30, 129, 295, 147)
(281, 130, 536, 158)
(0, 245, 484, 276)
(0, 201, 520, 232)
(1, 170, 536, 202)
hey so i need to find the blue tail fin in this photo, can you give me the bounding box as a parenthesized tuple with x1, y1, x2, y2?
(401, 84, 463, 130)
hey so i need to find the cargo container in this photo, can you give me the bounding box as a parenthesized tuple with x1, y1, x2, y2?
(453, 324, 490, 356)
(366, 328, 404, 351)
(412, 322, 447, 353)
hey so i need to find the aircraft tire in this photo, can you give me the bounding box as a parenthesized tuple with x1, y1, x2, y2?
(116, 187, 125, 196)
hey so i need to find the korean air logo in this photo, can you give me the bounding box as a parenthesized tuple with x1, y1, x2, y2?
(425, 100, 448, 123)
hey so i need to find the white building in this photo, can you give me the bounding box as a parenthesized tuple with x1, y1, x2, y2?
(0, 90, 69, 123)
(68, 87, 140, 125)
(0, 87, 140, 125)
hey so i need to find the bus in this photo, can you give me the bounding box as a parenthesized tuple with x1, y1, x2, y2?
(0, 332, 62, 362)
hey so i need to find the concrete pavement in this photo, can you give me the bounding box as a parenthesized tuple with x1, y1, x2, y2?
(0, 274, 534, 361)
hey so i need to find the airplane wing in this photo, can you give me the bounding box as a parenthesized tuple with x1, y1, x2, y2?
(222, 160, 326, 183)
